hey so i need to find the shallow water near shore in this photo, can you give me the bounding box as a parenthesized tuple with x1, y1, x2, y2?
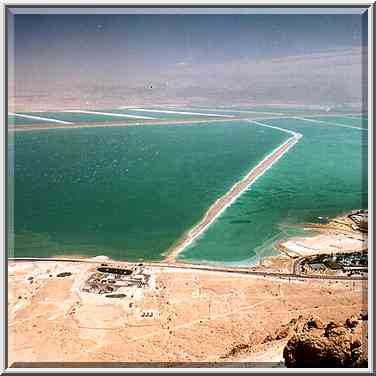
(10, 112, 367, 265)
(179, 116, 367, 265)
(11, 121, 288, 261)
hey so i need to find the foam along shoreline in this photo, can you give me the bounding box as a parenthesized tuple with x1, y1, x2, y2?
(164, 121, 302, 263)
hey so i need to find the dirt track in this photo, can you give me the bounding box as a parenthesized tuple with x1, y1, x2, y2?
(8, 257, 366, 282)
(8, 259, 367, 365)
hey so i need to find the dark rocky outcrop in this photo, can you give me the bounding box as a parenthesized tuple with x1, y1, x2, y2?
(345, 316, 359, 330)
(223, 343, 253, 358)
(283, 317, 368, 368)
(221, 313, 367, 367)
(56, 272, 72, 277)
(262, 315, 325, 344)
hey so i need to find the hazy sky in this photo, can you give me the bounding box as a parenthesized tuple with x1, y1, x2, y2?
(9, 9, 368, 108)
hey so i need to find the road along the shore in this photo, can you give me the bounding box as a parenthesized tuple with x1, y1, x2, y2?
(164, 121, 302, 263)
(8, 257, 366, 281)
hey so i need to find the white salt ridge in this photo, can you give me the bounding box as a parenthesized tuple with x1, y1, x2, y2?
(66, 110, 156, 120)
(294, 116, 366, 131)
(122, 108, 234, 118)
(9, 112, 73, 125)
(170, 120, 302, 260)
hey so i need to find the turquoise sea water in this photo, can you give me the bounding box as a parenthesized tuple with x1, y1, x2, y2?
(202, 105, 366, 115)
(9, 111, 144, 125)
(304, 116, 366, 128)
(9, 108, 232, 126)
(110, 108, 228, 120)
(179, 117, 367, 265)
(8, 115, 52, 126)
(10, 109, 368, 265)
(11, 121, 288, 260)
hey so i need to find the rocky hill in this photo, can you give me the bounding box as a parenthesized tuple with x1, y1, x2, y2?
(283, 314, 368, 367)
(222, 313, 368, 368)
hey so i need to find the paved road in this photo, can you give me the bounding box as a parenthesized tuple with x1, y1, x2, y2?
(8, 257, 367, 282)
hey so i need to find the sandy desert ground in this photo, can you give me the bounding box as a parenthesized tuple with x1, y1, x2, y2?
(8, 258, 367, 366)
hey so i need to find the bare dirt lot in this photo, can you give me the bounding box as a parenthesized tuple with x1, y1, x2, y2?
(8, 260, 367, 366)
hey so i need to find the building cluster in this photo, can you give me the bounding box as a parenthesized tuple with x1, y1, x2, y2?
(81, 264, 152, 296)
(348, 210, 368, 232)
(301, 251, 368, 276)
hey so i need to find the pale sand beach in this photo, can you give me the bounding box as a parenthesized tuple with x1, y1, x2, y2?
(278, 213, 368, 258)
(7, 209, 368, 365)
(279, 233, 367, 258)
(8, 7, 369, 368)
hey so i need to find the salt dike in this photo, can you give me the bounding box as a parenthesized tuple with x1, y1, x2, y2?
(165, 120, 302, 263)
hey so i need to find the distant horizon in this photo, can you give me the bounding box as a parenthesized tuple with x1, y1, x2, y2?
(8, 100, 367, 114)
(8, 8, 368, 110)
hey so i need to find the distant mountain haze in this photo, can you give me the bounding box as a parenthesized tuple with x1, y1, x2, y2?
(8, 11, 367, 110)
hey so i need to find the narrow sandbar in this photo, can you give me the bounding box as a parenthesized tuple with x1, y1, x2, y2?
(165, 130, 302, 263)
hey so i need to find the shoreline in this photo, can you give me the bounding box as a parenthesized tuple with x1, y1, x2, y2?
(9, 208, 367, 274)
(10, 130, 302, 268)
(276, 210, 368, 259)
(11, 116, 302, 268)
(164, 130, 302, 263)
(10, 115, 367, 269)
